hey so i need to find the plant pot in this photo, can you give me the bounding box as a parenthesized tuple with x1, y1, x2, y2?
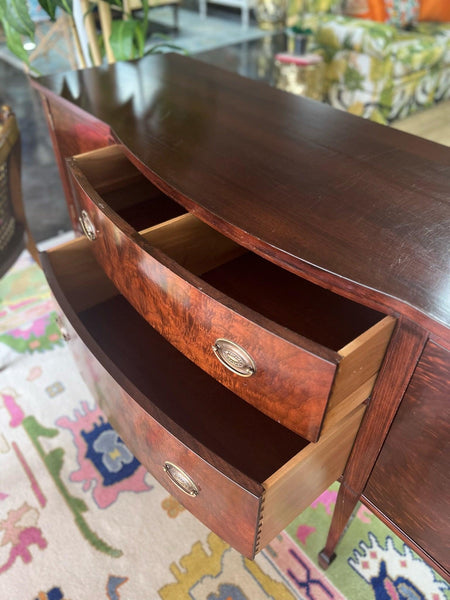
(290, 32, 310, 54)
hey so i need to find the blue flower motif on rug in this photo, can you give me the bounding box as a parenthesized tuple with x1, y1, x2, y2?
(371, 560, 425, 600)
(107, 575, 128, 599)
(34, 587, 64, 600)
(57, 402, 151, 509)
(207, 583, 248, 600)
(82, 422, 140, 487)
(348, 533, 450, 600)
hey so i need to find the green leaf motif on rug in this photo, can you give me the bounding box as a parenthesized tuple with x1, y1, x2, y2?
(22, 414, 123, 558)
(0, 312, 64, 355)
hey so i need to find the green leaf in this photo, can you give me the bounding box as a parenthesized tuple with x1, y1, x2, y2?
(1, 17, 30, 63)
(45, 447, 65, 473)
(3, 0, 35, 36)
(109, 19, 137, 60)
(134, 20, 146, 57)
(38, 0, 58, 20)
(54, 0, 72, 15)
(102, 0, 123, 8)
(141, 0, 149, 27)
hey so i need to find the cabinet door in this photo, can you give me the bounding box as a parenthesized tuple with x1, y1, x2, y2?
(364, 341, 450, 575)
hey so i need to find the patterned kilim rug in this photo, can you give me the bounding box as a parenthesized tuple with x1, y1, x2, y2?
(1, 250, 449, 600)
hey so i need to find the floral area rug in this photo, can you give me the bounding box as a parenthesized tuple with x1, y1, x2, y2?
(1, 250, 449, 600)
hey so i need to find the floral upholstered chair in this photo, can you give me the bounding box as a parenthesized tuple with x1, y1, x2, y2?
(289, 0, 450, 123)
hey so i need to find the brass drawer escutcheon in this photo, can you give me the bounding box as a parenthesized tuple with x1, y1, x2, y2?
(212, 338, 256, 377)
(79, 209, 97, 241)
(163, 461, 199, 497)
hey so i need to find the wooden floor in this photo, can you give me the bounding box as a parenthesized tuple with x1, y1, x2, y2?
(392, 100, 450, 147)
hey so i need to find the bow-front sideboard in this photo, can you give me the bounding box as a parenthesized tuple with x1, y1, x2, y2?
(31, 54, 449, 578)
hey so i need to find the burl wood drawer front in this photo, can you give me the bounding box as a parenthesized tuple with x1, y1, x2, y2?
(67, 146, 394, 442)
(43, 238, 366, 558)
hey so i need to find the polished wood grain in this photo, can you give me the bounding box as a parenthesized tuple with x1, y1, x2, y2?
(258, 403, 365, 551)
(319, 319, 428, 568)
(364, 341, 450, 577)
(43, 240, 368, 557)
(33, 55, 450, 573)
(68, 157, 338, 441)
(42, 241, 309, 485)
(67, 300, 367, 558)
(32, 54, 450, 340)
(39, 94, 112, 228)
(67, 150, 393, 441)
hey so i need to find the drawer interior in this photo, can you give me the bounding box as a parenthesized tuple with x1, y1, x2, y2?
(139, 214, 385, 353)
(71, 146, 186, 230)
(44, 238, 309, 483)
(44, 237, 367, 555)
(72, 145, 386, 354)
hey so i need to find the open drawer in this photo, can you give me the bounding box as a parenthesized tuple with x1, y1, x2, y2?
(67, 145, 395, 442)
(43, 237, 369, 558)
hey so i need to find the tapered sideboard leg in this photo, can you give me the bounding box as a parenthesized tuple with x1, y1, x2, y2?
(318, 483, 359, 569)
(317, 319, 427, 570)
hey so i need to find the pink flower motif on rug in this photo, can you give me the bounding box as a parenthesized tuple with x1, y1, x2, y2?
(0, 503, 47, 574)
(56, 401, 151, 508)
(296, 524, 316, 545)
(10, 315, 50, 339)
(1, 388, 24, 427)
(356, 505, 373, 524)
(310, 489, 338, 515)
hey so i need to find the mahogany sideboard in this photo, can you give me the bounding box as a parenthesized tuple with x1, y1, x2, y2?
(31, 53, 449, 578)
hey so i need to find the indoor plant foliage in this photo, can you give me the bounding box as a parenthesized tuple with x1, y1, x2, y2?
(0, 0, 177, 70)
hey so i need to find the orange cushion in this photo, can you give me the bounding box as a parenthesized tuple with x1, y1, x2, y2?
(419, 0, 450, 22)
(343, 0, 387, 21)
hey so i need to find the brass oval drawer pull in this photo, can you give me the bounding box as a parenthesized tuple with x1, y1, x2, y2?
(212, 338, 256, 377)
(163, 461, 199, 497)
(79, 209, 97, 241)
(55, 314, 70, 342)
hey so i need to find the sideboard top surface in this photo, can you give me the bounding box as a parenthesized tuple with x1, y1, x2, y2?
(33, 53, 450, 335)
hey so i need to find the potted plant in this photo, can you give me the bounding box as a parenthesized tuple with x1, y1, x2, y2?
(0, 0, 182, 73)
(288, 0, 313, 54)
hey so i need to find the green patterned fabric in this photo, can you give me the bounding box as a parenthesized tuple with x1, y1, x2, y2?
(312, 15, 397, 58)
(288, 0, 341, 22)
(391, 32, 445, 76)
(415, 21, 450, 64)
(326, 57, 448, 122)
(291, 8, 450, 123)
